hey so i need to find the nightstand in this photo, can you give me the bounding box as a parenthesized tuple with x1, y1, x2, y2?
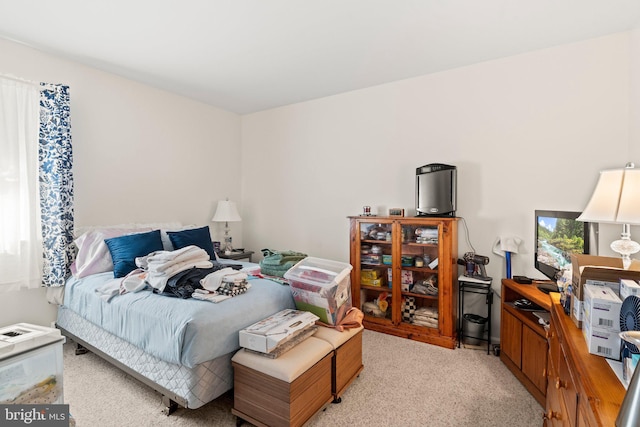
(218, 251, 254, 262)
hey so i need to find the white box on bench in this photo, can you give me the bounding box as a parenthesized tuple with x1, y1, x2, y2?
(239, 309, 318, 353)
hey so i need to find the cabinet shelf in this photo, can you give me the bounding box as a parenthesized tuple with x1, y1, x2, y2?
(403, 242, 438, 247)
(349, 216, 458, 349)
(360, 284, 391, 292)
(401, 267, 437, 273)
(401, 291, 438, 300)
(361, 239, 391, 245)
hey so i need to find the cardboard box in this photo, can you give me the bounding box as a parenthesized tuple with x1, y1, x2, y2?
(361, 269, 381, 280)
(361, 277, 383, 287)
(571, 254, 640, 300)
(285, 257, 353, 325)
(239, 309, 319, 353)
(570, 291, 583, 329)
(620, 279, 640, 300)
(582, 284, 621, 331)
(582, 320, 621, 360)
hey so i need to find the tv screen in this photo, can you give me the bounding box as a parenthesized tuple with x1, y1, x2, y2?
(534, 210, 592, 280)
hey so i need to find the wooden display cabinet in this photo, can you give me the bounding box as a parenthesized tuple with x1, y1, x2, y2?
(349, 216, 458, 349)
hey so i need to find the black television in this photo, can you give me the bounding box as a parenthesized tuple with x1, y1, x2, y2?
(534, 210, 593, 280)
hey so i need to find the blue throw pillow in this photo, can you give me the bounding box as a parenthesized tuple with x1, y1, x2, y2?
(167, 226, 216, 259)
(105, 230, 164, 278)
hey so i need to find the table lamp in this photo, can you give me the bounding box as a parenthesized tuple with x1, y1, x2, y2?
(211, 199, 242, 254)
(577, 163, 640, 269)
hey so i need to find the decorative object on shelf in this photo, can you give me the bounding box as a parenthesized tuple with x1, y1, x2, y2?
(376, 292, 389, 314)
(578, 163, 640, 270)
(388, 208, 404, 216)
(362, 206, 372, 216)
(211, 198, 242, 254)
(402, 296, 416, 322)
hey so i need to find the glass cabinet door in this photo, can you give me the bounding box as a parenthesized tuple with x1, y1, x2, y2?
(399, 223, 440, 329)
(358, 222, 393, 321)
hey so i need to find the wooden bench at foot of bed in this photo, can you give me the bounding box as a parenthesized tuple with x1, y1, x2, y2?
(231, 337, 334, 427)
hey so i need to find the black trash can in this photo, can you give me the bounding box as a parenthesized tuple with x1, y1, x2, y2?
(463, 313, 487, 345)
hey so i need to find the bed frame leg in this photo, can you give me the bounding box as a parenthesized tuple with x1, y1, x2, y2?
(75, 343, 88, 355)
(161, 396, 178, 416)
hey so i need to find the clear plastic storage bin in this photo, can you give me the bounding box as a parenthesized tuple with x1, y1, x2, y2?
(0, 323, 65, 405)
(284, 257, 353, 325)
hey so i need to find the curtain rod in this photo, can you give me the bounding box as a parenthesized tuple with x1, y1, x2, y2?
(0, 73, 57, 90)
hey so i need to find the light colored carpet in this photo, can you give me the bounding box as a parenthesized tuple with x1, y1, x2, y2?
(63, 330, 542, 426)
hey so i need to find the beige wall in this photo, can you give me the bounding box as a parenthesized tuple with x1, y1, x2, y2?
(0, 38, 241, 327)
(241, 33, 634, 339)
(1, 32, 638, 340)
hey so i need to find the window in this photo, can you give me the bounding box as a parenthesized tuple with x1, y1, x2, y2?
(0, 77, 43, 291)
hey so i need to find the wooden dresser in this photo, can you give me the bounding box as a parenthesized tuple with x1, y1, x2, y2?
(500, 279, 627, 425)
(546, 292, 625, 426)
(500, 279, 551, 406)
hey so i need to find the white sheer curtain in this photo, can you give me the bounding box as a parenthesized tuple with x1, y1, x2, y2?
(0, 77, 43, 291)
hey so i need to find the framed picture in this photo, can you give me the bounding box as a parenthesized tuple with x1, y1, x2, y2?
(389, 208, 404, 217)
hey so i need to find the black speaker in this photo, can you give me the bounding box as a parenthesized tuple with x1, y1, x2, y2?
(415, 163, 456, 216)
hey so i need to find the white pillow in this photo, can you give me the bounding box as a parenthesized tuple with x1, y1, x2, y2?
(71, 228, 150, 278)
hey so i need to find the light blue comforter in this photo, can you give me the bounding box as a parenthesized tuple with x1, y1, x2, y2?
(62, 266, 295, 368)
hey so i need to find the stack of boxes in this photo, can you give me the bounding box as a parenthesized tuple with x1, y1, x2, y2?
(361, 268, 383, 287)
(568, 255, 640, 360)
(387, 269, 414, 291)
(569, 254, 640, 329)
(582, 284, 622, 358)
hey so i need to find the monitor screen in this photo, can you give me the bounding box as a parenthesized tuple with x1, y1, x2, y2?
(534, 210, 592, 280)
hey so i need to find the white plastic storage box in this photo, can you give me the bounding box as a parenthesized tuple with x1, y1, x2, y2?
(0, 323, 66, 404)
(284, 257, 353, 325)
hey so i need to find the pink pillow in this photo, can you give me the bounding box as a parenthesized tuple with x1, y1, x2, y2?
(71, 228, 151, 278)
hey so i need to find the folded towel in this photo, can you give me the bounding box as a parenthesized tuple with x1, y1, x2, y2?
(222, 271, 248, 284)
(260, 249, 307, 266)
(200, 267, 237, 292)
(192, 290, 231, 303)
(142, 246, 210, 273)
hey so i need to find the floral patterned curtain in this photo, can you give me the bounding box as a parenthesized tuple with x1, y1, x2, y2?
(39, 84, 74, 287)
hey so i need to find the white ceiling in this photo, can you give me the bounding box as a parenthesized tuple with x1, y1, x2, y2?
(2, 0, 640, 114)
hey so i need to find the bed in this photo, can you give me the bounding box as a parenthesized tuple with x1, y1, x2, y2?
(55, 224, 296, 414)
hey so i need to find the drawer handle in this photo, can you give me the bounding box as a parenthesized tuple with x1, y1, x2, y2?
(546, 330, 554, 339)
(555, 378, 566, 389)
(543, 409, 563, 420)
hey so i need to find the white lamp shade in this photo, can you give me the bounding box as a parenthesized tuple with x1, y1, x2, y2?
(578, 168, 640, 225)
(617, 169, 640, 224)
(211, 200, 242, 222)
